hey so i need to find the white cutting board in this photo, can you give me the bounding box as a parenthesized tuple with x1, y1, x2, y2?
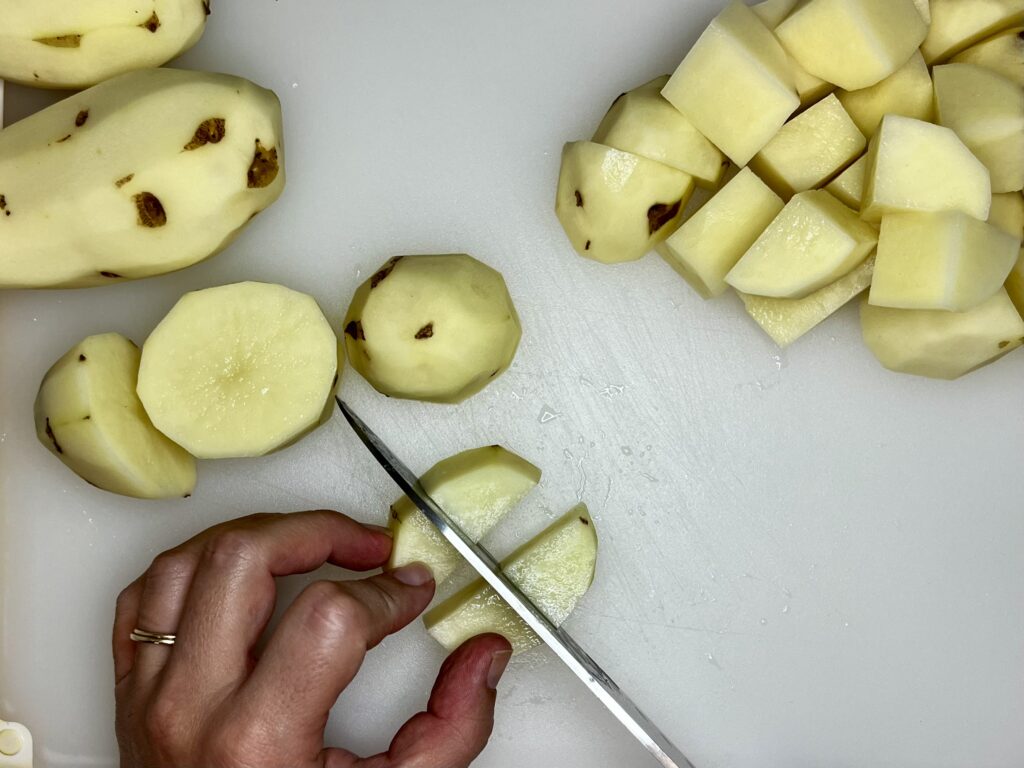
(3, 2, 1024, 766)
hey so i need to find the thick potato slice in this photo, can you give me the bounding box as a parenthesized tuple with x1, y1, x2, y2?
(0, 0, 208, 89)
(424, 506, 598, 655)
(860, 289, 1024, 379)
(657, 168, 783, 298)
(922, 0, 1024, 63)
(951, 26, 1024, 85)
(555, 141, 695, 264)
(344, 254, 520, 403)
(593, 76, 727, 188)
(861, 116, 992, 223)
(388, 446, 541, 584)
(0, 68, 284, 289)
(869, 212, 1019, 312)
(836, 52, 934, 139)
(775, 0, 927, 91)
(137, 282, 339, 459)
(726, 190, 878, 299)
(989, 193, 1024, 237)
(933, 64, 1024, 193)
(661, 1, 798, 165)
(35, 333, 196, 499)
(825, 156, 868, 211)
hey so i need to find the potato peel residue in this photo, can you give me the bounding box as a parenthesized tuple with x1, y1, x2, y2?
(133, 192, 167, 228)
(247, 140, 279, 189)
(184, 118, 226, 150)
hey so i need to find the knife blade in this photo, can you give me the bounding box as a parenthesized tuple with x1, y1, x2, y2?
(337, 398, 695, 768)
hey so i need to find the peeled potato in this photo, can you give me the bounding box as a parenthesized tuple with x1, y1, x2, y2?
(35, 333, 196, 499)
(343, 254, 521, 404)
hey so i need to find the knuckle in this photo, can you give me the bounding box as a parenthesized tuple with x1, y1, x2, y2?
(204, 722, 265, 768)
(143, 693, 189, 753)
(146, 550, 195, 590)
(301, 581, 370, 643)
(202, 529, 261, 568)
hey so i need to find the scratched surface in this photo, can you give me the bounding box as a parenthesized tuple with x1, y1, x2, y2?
(3, 2, 1024, 766)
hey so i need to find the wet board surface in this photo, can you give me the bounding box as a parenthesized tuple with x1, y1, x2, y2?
(2, 2, 1024, 766)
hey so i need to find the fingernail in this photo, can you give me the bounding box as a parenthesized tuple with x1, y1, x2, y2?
(487, 649, 512, 690)
(391, 562, 433, 586)
(365, 524, 393, 537)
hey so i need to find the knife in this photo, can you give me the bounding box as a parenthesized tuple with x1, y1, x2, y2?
(337, 398, 695, 768)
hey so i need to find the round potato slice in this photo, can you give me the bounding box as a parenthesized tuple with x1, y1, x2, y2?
(137, 282, 340, 459)
(343, 254, 521, 403)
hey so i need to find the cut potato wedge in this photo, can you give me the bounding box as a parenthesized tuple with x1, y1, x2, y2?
(825, 156, 868, 211)
(861, 289, 1024, 379)
(921, 0, 1024, 63)
(388, 446, 541, 584)
(35, 333, 196, 499)
(137, 282, 340, 459)
(989, 193, 1024, 237)
(344, 254, 520, 403)
(951, 26, 1024, 86)
(726, 190, 878, 299)
(424, 505, 598, 655)
(836, 51, 933, 139)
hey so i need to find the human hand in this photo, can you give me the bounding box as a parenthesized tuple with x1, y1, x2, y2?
(113, 510, 512, 768)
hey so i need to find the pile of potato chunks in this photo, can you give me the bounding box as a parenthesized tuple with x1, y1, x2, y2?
(556, 0, 1024, 380)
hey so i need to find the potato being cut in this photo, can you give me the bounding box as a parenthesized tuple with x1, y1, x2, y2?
(775, 0, 927, 90)
(860, 115, 992, 223)
(921, 0, 1024, 63)
(555, 141, 695, 264)
(0, 0, 208, 89)
(836, 52, 933, 139)
(137, 282, 340, 459)
(657, 168, 783, 298)
(825, 156, 867, 211)
(344, 254, 520, 403)
(0, 68, 284, 289)
(989, 193, 1024, 237)
(424, 506, 598, 655)
(388, 446, 541, 584)
(951, 26, 1024, 85)
(35, 333, 196, 499)
(861, 289, 1024, 379)
(661, 1, 798, 165)
(750, 94, 865, 198)
(593, 76, 727, 188)
(869, 212, 1019, 311)
(740, 256, 875, 347)
(725, 190, 878, 299)
(933, 64, 1024, 193)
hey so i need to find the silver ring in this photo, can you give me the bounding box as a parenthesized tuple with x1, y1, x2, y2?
(130, 628, 177, 646)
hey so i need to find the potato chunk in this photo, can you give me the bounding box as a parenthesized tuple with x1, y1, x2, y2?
(825, 156, 868, 211)
(922, 0, 1024, 63)
(951, 26, 1024, 86)
(836, 52, 934, 139)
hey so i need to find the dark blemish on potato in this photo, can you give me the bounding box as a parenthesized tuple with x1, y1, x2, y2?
(33, 72, 40, 80)
(371, 256, 403, 288)
(490, 369, 499, 378)
(45, 418, 63, 454)
(0, 194, 7, 217)
(115, 174, 134, 188)
(83, 415, 90, 420)
(35, 34, 82, 48)
(390, 507, 400, 521)
(331, 372, 339, 388)
(134, 192, 167, 228)
(184, 493, 192, 499)
(999, 340, 1011, 349)
(247, 210, 259, 222)
(584, 240, 591, 251)
(574, 190, 583, 207)
(247, 140, 279, 188)
(55, 134, 72, 143)
(647, 199, 682, 235)
(75, 110, 89, 127)
(579, 516, 589, 525)
(184, 117, 226, 150)
(414, 323, 434, 339)
(100, 271, 122, 278)
(78, 354, 86, 362)
(140, 12, 160, 32)
(344, 320, 365, 340)
(202, 0, 211, 15)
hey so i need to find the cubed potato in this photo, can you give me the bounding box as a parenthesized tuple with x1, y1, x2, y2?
(869, 212, 1019, 311)
(661, 1, 798, 165)
(740, 256, 875, 347)
(861, 289, 1024, 379)
(951, 26, 1024, 86)
(922, 0, 1024, 63)
(989, 193, 1024, 237)
(825, 156, 868, 211)
(555, 141, 695, 264)
(933, 63, 1024, 193)
(752, 0, 834, 105)
(861, 115, 992, 223)
(726, 190, 878, 298)
(656, 168, 784, 298)
(593, 76, 727, 188)
(775, 0, 928, 90)
(836, 52, 933, 138)
(750, 94, 865, 198)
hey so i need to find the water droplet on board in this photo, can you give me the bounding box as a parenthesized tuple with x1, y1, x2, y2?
(621, 446, 632, 456)
(760, 618, 768, 626)
(782, 604, 790, 614)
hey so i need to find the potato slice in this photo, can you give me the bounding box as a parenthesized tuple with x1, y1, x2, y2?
(657, 168, 783, 298)
(951, 26, 1024, 86)
(740, 256, 875, 347)
(0, 0, 208, 89)
(726, 190, 878, 299)
(836, 52, 933, 139)
(661, 1, 798, 165)
(424, 506, 598, 655)
(388, 446, 541, 584)
(922, 0, 1024, 63)
(861, 115, 992, 223)
(555, 141, 695, 264)
(137, 282, 340, 459)
(933, 63, 1024, 193)
(344, 254, 520, 403)
(990, 193, 1024, 237)
(825, 156, 867, 211)
(750, 94, 865, 198)
(0, 68, 284, 289)
(860, 289, 1024, 379)
(752, 0, 834, 106)
(869, 212, 1019, 311)
(35, 333, 196, 499)
(775, 0, 927, 91)
(593, 76, 727, 188)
